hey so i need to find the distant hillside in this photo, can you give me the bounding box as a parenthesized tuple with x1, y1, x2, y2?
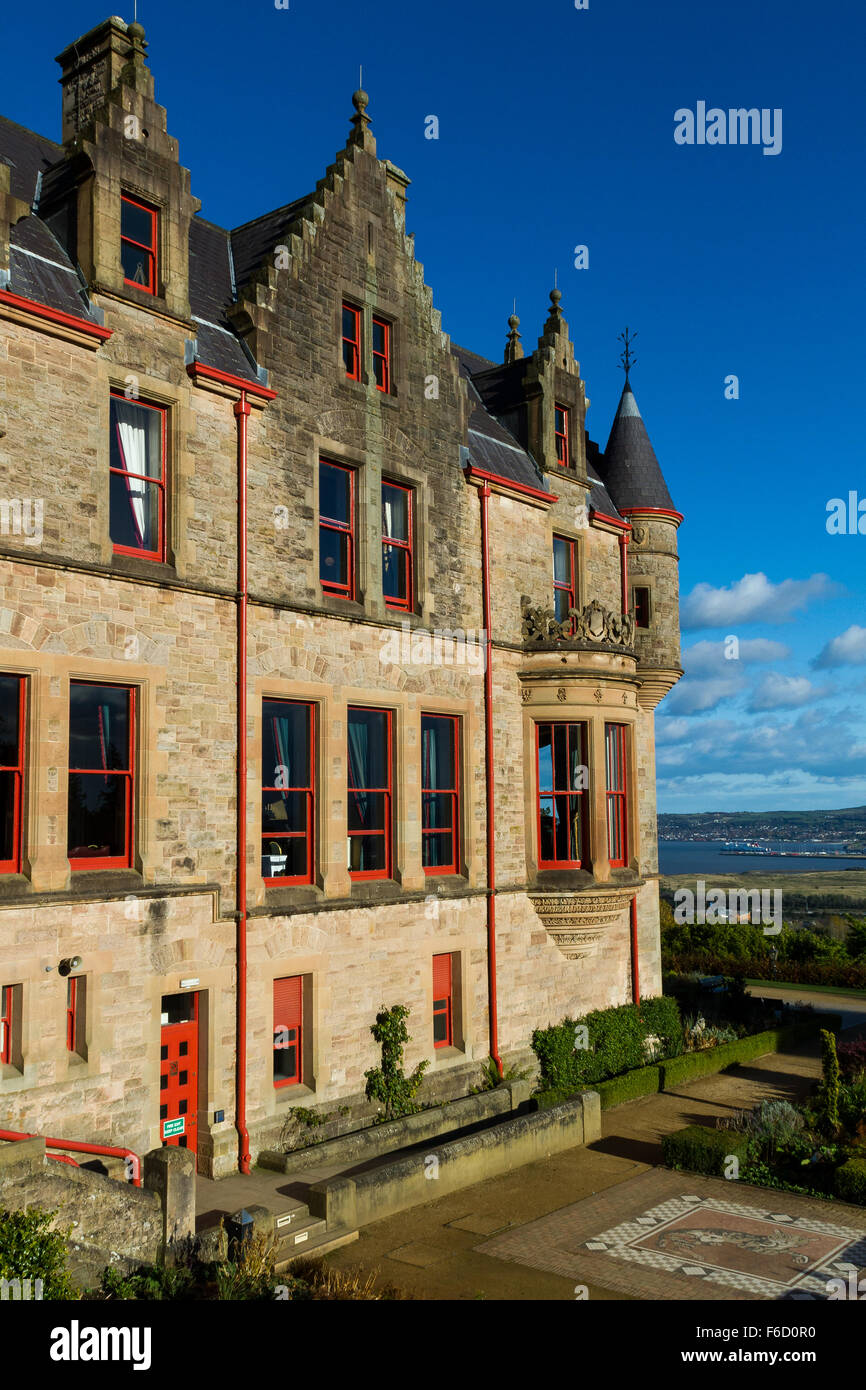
(658, 807, 866, 846)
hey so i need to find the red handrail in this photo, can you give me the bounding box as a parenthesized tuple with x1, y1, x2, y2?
(0, 1129, 141, 1186)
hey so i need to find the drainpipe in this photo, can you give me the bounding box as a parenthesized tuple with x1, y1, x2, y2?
(478, 480, 503, 1076)
(234, 390, 252, 1175)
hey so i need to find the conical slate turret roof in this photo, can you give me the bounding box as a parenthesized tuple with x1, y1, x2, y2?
(600, 380, 677, 513)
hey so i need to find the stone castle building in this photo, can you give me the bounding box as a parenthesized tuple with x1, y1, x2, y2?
(0, 17, 682, 1177)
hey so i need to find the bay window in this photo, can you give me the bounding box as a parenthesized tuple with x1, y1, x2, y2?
(262, 699, 315, 884)
(347, 707, 392, 879)
(421, 714, 459, 874)
(109, 393, 166, 560)
(536, 721, 588, 869)
(68, 682, 134, 870)
(0, 674, 24, 874)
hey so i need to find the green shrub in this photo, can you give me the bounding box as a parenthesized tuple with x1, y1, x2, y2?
(101, 1262, 196, 1301)
(364, 1004, 429, 1121)
(595, 1066, 661, 1108)
(662, 1125, 751, 1176)
(742, 1100, 805, 1159)
(816, 1029, 841, 1136)
(0, 1207, 77, 1299)
(531, 996, 682, 1091)
(661, 1029, 783, 1087)
(834, 1157, 866, 1205)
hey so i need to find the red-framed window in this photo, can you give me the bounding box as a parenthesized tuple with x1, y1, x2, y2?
(536, 722, 588, 869)
(554, 404, 570, 467)
(382, 481, 413, 610)
(66, 976, 86, 1056)
(433, 953, 453, 1048)
(319, 460, 356, 599)
(553, 535, 577, 628)
(633, 587, 651, 629)
(0, 985, 13, 1065)
(273, 975, 303, 1088)
(372, 317, 391, 393)
(422, 714, 460, 875)
(121, 194, 158, 294)
(109, 393, 166, 561)
(605, 723, 629, 867)
(342, 302, 361, 380)
(68, 682, 134, 870)
(347, 707, 392, 879)
(262, 700, 314, 884)
(0, 674, 25, 874)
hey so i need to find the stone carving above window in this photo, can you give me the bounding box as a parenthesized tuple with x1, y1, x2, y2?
(529, 887, 637, 960)
(522, 598, 635, 651)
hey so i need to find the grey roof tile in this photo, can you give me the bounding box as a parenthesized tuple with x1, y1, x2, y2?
(599, 381, 677, 513)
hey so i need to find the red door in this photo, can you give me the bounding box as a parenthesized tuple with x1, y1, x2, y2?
(160, 993, 198, 1155)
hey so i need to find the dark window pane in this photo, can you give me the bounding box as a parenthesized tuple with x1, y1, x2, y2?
(382, 544, 408, 600)
(69, 685, 130, 771)
(160, 1105, 167, 1120)
(121, 199, 154, 247)
(262, 790, 307, 833)
(347, 709, 388, 790)
(422, 831, 453, 868)
(433, 1012, 449, 1043)
(263, 702, 310, 789)
(273, 1043, 298, 1082)
(348, 790, 387, 833)
(161, 993, 195, 1024)
(0, 772, 16, 861)
(179, 1041, 188, 1057)
(319, 526, 349, 588)
(160, 1074, 167, 1090)
(160, 1045, 168, 1061)
(67, 773, 126, 858)
(554, 589, 571, 623)
(348, 833, 386, 874)
(421, 717, 454, 790)
(382, 484, 408, 540)
(261, 835, 308, 879)
(342, 306, 357, 341)
(422, 792, 453, 831)
(553, 725, 568, 790)
(539, 797, 554, 860)
(120, 241, 152, 287)
(553, 538, 571, 585)
(320, 463, 351, 525)
(0, 676, 21, 765)
(109, 472, 160, 552)
(373, 320, 387, 355)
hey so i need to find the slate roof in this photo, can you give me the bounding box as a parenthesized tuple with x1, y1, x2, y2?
(451, 343, 550, 495)
(598, 380, 677, 513)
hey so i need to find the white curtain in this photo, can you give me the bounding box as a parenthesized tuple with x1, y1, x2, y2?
(114, 402, 148, 547)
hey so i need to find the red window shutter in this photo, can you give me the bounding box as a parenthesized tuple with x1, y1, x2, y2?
(273, 976, 302, 1032)
(432, 953, 451, 1000)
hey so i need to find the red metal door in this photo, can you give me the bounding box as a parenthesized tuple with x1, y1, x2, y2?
(159, 994, 198, 1155)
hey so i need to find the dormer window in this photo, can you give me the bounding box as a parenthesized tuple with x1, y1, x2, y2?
(121, 194, 158, 294)
(554, 404, 570, 467)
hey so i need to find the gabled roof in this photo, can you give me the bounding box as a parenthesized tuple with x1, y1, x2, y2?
(599, 380, 677, 513)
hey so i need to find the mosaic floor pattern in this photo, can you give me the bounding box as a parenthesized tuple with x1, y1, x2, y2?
(476, 1170, 866, 1300)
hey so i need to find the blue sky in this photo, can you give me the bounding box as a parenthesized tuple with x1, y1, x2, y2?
(3, 0, 864, 814)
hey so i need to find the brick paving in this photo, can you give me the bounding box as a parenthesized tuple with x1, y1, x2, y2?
(476, 1169, 866, 1301)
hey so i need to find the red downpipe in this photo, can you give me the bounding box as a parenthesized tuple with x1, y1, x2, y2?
(234, 391, 252, 1174)
(478, 482, 503, 1076)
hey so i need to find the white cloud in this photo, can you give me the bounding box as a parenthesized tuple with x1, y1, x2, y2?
(681, 572, 837, 629)
(748, 673, 833, 711)
(813, 624, 866, 669)
(683, 638, 790, 675)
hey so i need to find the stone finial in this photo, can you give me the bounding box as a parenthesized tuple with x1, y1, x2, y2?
(349, 88, 375, 151)
(505, 312, 524, 364)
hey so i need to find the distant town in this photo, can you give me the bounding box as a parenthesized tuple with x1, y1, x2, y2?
(658, 806, 866, 853)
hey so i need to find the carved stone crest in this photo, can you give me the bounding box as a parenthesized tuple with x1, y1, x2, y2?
(522, 600, 635, 651)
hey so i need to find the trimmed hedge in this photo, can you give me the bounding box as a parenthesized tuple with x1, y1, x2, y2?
(594, 1065, 662, 1109)
(660, 1016, 842, 1089)
(662, 1125, 751, 1176)
(531, 996, 682, 1092)
(665, 952, 866, 990)
(834, 1158, 866, 1206)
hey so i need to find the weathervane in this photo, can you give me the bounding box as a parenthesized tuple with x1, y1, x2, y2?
(617, 326, 637, 382)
